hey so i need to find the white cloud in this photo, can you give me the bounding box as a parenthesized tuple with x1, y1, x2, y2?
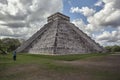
(0, 0, 63, 39)
(71, 0, 120, 46)
(97, 29, 120, 42)
(0, 21, 6, 24)
(0, 25, 13, 37)
(88, 0, 120, 28)
(72, 19, 86, 31)
(94, 0, 104, 7)
(72, 19, 95, 37)
(70, 7, 96, 17)
(95, 27, 120, 46)
(0, 0, 25, 16)
(86, 0, 120, 46)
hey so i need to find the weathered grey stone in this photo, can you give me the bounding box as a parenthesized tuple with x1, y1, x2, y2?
(16, 12, 104, 54)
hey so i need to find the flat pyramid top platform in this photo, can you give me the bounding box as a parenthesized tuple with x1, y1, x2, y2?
(47, 12, 70, 22)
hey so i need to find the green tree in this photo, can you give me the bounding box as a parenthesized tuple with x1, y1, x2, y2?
(105, 46, 112, 52)
(105, 45, 120, 52)
(0, 39, 8, 54)
(2, 38, 21, 52)
(111, 45, 120, 52)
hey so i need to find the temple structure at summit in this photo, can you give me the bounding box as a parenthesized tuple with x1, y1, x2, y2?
(16, 12, 104, 54)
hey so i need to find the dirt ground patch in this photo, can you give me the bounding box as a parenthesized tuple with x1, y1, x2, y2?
(0, 54, 120, 80)
(57, 55, 120, 70)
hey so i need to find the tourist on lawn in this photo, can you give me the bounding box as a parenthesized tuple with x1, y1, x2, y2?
(13, 51, 17, 61)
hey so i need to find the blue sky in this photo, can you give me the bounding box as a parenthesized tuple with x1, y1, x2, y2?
(63, 0, 103, 23)
(0, 0, 120, 46)
(62, 0, 120, 46)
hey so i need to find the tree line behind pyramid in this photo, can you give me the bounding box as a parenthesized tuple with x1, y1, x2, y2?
(16, 12, 105, 55)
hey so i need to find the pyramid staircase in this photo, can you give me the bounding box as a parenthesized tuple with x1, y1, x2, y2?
(16, 12, 104, 54)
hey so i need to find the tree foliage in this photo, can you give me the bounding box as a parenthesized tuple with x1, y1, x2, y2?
(105, 45, 120, 52)
(0, 38, 21, 54)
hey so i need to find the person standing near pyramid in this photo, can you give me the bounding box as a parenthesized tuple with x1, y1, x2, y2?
(13, 50, 17, 61)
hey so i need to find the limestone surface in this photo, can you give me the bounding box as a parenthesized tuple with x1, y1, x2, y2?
(16, 12, 104, 54)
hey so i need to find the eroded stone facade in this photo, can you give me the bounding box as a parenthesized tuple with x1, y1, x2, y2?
(16, 12, 104, 54)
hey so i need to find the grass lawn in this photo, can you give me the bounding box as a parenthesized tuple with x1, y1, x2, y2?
(0, 53, 120, 80)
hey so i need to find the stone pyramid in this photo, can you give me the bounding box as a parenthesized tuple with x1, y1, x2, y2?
(16, 12, 104, 54)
